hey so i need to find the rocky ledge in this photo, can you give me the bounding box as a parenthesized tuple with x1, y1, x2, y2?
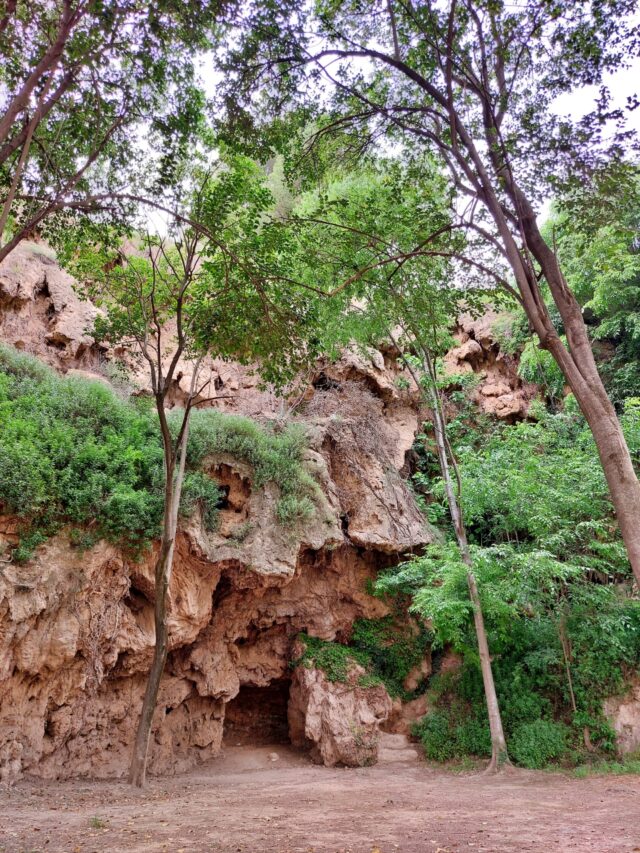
(0, 247, 438, 782)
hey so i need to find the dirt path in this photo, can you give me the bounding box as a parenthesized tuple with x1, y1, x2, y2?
(1, 746, 639, 853)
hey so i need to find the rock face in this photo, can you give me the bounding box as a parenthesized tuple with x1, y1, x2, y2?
(443, 309, 537, 421)
(0, 242, 101, 369)
(0, 247, 439, 781)
(0, 421, 431, 782)
(288, 654, 392, 767)
(604, 680, 640, 755)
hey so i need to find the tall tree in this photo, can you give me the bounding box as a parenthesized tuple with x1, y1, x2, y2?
(71, 154, 317, 786)
(0, 0, 219, 263)
(220, 0, 640, 587)
(285, 160, 510, 769)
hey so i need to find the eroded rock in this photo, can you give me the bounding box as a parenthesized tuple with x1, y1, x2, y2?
(442, 309, 537, 421)
(0, 242, 100, 368)
(0, 247, 436, 782)
(604, 679, 640, 755)
(288, 655, 392, 767)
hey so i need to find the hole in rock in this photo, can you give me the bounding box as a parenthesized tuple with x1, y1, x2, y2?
(124, 584, 149, 613)
(223, 679, 291, 746)
(45, 336, 67, 350)
(312, 371, 340, 392)
(209, 463, 251, 537)
(212, 574, 232, 610)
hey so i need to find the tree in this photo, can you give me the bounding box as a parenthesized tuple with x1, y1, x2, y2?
(283, 160, 510, 769)
(377, 399, 640, 765)
(545, 185, 640, 408)
(0, 0, 220, 263)
(220, 0, 640, 588)
(71, 154, 318, 786)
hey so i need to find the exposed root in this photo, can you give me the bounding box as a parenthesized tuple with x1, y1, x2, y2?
(484, 749, 514, 776)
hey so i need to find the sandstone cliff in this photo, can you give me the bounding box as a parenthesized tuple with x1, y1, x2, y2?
(0, 244, 439, 782)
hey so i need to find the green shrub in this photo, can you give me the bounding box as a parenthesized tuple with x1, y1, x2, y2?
(293, 634, 371, 683)
(518, 338, 566, 404)
(454, 716, 492, 757)
(0, 345, 318, 558)
(181, 409, 319, 527)
(294, 619, 432, 699)
(413, 711, 457, 762)
(510, 719, 568, 769)
(275, 494, 315, 525)
(350, 616, 432, 698)
(180, 471, 221, 531)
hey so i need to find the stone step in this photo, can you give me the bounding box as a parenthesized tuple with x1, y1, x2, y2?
(378, 746, 420, 763)
(377, 732, 421, 763)
(379, 732, 413, 750)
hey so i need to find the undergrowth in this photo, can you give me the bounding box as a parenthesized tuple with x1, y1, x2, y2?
(293, 616, 431, 698)
(0, 345, 317, 559)
(379, 399, 640, 770)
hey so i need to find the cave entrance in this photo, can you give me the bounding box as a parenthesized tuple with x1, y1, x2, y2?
(223, 679, 291, 746)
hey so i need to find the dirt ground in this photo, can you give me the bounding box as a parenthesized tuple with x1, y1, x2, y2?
(1, 746, 639, 853)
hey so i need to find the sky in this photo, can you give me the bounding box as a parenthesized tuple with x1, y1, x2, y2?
(535, 55, 640, 220)
(195, 21, 640, 233)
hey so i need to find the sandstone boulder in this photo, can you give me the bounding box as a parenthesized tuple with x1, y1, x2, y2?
(604, 679, 640, 755)
(288, 656, 392, 767)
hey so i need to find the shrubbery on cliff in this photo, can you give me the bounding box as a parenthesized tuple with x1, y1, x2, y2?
(0, 345, 316, 559)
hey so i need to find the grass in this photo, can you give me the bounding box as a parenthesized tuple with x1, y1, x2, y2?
(0, 344, 320, 559)
(573, 757, 640, 778)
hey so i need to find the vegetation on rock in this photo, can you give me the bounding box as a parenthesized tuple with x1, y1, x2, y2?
(294, 617, 432, 700)
(0, 345, 317, 560)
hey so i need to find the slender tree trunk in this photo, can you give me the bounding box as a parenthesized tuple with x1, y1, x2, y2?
(129, 401, 192, 788)
(558, 613, 593, 752)
(128, 531, 176, 788)
(393, 325, 510, 770)
(420, 349, 509, 771)
(446, 93, 640, 590)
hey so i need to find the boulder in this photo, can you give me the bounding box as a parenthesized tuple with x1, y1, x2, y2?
(604, 679, 640, 755)
(288, 656, 392, 767)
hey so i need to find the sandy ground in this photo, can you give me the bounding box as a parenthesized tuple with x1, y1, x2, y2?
(1, 745, 639, 853)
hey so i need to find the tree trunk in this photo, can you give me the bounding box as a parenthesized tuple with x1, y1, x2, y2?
(421, 351, 509, 770)
(533, 259, 640, 591)
(128, 533, 176, 788)
(394, 326, 510, 770)
(128, 401, 192, 787)
(490, 176, 640, 590)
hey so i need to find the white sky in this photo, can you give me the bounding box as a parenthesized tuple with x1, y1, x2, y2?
(538, 55, 640, 221)
(192, 31, 640, 235)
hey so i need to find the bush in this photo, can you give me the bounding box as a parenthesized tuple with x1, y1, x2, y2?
(413, 711, 457, 762)
(294, 619, 432, 699)
(0, 345, 318, 558)
(510, 719, 568, 769)
(180, 471, 221, 531)
(181, 409, 319, 527)
(350, 616, 432, 698)
(293, 634, 371, 683)
(454, 716, 492, 757)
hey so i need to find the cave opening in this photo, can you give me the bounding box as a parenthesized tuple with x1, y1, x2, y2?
(223, 679, 291, 746)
